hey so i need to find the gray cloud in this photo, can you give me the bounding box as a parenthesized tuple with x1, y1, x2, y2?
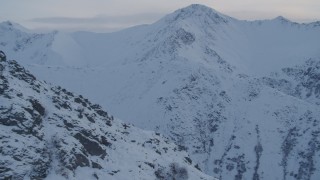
(27, 13, 165, 32)
(31, 13, 164, 25)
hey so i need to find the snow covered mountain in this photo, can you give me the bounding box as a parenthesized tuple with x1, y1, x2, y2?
(0, 52, 214, 180)
(1, 4, 320, 179)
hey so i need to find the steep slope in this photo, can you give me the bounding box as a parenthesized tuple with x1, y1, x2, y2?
(0, 52, 214, 180)
(1, 4, 320, 179)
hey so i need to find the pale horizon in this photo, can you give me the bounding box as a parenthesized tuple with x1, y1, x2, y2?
(1, 0, 319, 32)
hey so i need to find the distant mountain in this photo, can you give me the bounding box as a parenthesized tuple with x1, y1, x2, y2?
(1, 4, 320, 179)
(0, 51, 214, 180)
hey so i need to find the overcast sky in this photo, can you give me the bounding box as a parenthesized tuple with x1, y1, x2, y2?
(1, 0, 320, 32)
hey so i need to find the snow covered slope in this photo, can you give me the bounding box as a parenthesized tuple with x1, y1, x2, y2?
(1, 4, 320, 180)
(0, 52, 214, 180)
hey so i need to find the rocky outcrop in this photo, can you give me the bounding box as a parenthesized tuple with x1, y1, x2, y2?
(0, 52, 215, 180)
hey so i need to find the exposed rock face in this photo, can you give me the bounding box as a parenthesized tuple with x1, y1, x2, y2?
(263, 58, 320, 105)
(0, 51, 6, 62)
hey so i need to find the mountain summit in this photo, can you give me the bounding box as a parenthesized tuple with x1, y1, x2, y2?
(162, 4, 230, 25)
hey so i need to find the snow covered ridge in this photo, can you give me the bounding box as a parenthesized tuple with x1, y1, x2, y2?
(0, 52, 215, 180)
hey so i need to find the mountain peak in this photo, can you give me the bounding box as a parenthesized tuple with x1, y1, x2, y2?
(0, 21, 14, 31)
(273, 16, 290, 23)
(181, 4, 219, 13)
(162, 4, 230, 25)
(0, 21, 14, 27)
(0, 21, 30, 32)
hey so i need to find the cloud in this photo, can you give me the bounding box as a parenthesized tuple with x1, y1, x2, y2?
(31, 13, 164, 25)
(28, 13, 165, 32)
